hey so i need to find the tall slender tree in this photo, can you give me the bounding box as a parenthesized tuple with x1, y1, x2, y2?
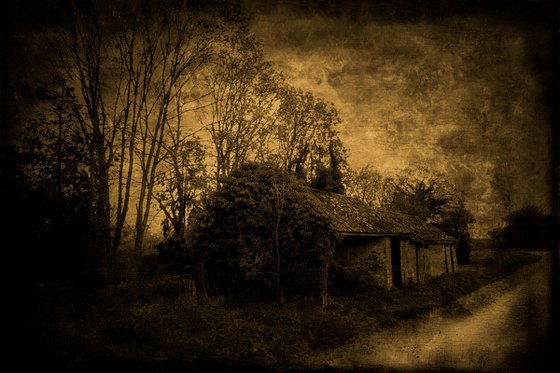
(43, 1, 117, 276)
(154, 115, 208, 240)
(204, 30, 282, 183)
(39, 0, 222, 277)
(123, 3, 216, 270)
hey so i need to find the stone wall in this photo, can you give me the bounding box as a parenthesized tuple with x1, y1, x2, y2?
(417, 243, 458, 281)
(391, 239, 456, 285)
(333, 236, 458, 288)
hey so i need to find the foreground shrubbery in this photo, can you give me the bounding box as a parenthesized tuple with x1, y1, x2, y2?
(28, 249, 541, 370)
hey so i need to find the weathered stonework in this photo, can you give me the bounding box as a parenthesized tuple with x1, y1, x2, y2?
(333, 237, 458, 289)
(312, 190, 458, 289)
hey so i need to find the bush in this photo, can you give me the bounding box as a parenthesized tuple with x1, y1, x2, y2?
(153, 237, 192, 271)
(185, 162, 340, 301)
(489, 205, 555, 249)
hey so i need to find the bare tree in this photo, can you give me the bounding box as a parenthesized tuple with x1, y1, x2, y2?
(119, 3, 216, 271)
(345, 164, 394, 208)
(43, 0, 220, 277)
(154, 87, 208, 239)
(43, 1, 119, 276)
(271, 176, 287, 302)
(204, 31, 282, 182)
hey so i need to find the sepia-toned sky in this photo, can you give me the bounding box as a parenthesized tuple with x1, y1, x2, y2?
(1, 1, 557, 239)
(242, 0, 557, 237)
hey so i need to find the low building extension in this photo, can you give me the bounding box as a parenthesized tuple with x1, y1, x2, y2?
(311, 190, 457, 289)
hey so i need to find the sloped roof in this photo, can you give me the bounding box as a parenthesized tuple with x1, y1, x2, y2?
(381, 210, 455, 244)
(309, 190, 454, 244)
(310, 191, 409, 235)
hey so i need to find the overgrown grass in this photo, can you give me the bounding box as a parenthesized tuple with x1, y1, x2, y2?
(29, 249, 541, 371)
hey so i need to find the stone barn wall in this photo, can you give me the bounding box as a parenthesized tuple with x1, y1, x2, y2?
(416, 246, 427, 283)
(427, 243, 447, 277)
(332, 236, 457, 289)
(333, 236, 392, 289)
(393, 240, 457, 285)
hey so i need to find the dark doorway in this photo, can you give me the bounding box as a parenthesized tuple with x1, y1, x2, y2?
(390, 237, 402, 286)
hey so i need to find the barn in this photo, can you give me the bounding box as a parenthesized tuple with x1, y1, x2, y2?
(311, 190, 457, 289)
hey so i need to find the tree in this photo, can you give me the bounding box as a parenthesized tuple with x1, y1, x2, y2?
(117, 2, 217, 272)
(437, 200, 475, 264)
(204, 30, 281, 183)
(345, 164, 394, 208)
(185, 162, 339, 301)
(310, 139, 347, 194)
(40, 0, 117, 277)
(387, 168, 456, 224)
(489, 205, 554, 249)
(154, 135, 207, 240)
(14, 83, 92, 280)
(37, 0, 221, 277)
(274, 86, 345, 184)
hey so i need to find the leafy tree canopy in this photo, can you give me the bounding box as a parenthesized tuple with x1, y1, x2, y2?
(184, 162, 340, 300)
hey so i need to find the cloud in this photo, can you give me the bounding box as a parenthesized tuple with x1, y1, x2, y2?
(251, 9, 554, 237)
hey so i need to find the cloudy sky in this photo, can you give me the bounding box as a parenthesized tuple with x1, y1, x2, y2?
(1, 0, 556, 238)
(242, 0, 557, 237)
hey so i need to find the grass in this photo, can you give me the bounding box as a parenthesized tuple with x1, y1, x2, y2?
(25, 247, 541, 371)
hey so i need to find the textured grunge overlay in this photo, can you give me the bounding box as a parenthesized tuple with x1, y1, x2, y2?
(246, 0, 557, 239)
(244, 3, 559, 369)
(1, 0, 558, 372)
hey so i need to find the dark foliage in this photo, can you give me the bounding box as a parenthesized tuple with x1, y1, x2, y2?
(489, 205, 555, 249)
(25, 246, 541, 370)
(310, 140, 346, 194)
(180, 162, 339, 301)
(6, 81, 102, 283)
(436, 201, 475, 264)
(388, 171, 475, 263)
(3, 141, 91, 285)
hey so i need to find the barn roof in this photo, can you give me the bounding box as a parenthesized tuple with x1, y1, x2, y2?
(381, 210, 456, 244)
(309, 190, 455, 244)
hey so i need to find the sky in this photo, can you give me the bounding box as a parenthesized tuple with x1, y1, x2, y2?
(1, 0, 557, 239)
(241, 0, 558, 237)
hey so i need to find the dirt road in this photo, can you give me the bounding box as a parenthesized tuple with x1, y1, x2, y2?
(310, 251, 557, 372)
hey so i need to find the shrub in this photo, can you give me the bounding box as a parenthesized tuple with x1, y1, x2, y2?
(489, 205, 555, 249)
(185, 162, 340, 301)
